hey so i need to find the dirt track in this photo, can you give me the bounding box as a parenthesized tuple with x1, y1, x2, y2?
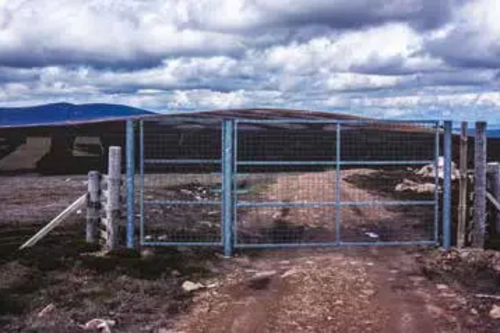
(170, 169, 496, 332)
(172, 247, 494, 333)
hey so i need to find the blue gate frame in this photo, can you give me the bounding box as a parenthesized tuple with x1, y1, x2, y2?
(126, 119, 453, 255)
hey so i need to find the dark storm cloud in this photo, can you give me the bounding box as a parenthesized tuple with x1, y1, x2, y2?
(0, 0, 468, 70)
(0, 67, 38, 83)
(0, 44, 246, 71)
(0, 50, 162, 71)
(426, 36, 500, 69)
(235, 0, 468, 33)
(351, 56, 418, 76)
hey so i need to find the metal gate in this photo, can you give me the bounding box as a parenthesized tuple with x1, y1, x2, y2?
(138, 118, 225, 247)
(233, 119, 441, 249)
(134, 118, 453, 255)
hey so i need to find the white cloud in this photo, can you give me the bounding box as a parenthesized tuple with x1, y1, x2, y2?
(426, 0, 500, 67)
(264, 23, 442, 75)
(326, 73, 404, 91)
(0, 0, 498, 123)
(327, 91, 500, 109)
(0, 0, 243, 67)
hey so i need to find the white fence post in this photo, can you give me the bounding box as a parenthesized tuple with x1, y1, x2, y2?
(86, 171, 101, 243)
(106, 146, 121, 250)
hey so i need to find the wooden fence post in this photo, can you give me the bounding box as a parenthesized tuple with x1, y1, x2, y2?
(457, 122, 468, 248)
(86, 171, 101, 243)
(106, 146, 121, 250)
(472, 122, 487, 248)
(443, 121, 453, 249)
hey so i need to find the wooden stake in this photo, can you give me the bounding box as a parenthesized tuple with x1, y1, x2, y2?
(472, 122, 487, 248)
(457, 122, 468, 248)
(20, 194, 87, 249)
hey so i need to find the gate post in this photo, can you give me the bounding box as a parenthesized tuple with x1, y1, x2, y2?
(335, 123, 341, 244)
(472, 122, 487, 248)
(222, 119, 234, 257)
(126, 120, 135, 249)
(443, 121, 453, 249)
(107, 146, 121, 250)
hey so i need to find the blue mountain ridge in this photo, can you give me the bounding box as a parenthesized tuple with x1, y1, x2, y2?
(0, 102, 155, 127)
(464, 128, 500, 138)
(2, 103, 500, 137)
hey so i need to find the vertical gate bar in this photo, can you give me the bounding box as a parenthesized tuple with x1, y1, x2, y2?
(434, 121, 440, 243)
(126, 120, 135, 248)
(233, 121, 239, 245)
(457, 122, 468, 247)
(335, 123, 341, 244)
(443, 121, 453, 249)
(139, 120, 145, 244)
(222, 119, 234, 256)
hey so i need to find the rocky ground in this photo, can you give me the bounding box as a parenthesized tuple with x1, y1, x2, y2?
(1, 172, 499, 332)
(172, 247, 500, 333)
(2, 243, 500, 332)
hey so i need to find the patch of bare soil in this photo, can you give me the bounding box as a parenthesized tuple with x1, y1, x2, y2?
(418, 249, 500, 332)
(0, 173, 223, 332)
(173, 247, 498, 333)
(0, 242, 222, 332)
(0, 175, 88, 223)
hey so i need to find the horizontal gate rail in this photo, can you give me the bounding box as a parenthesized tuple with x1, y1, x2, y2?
(236, 200, 435, 208)
(144, 159, 222, 164)
(235, 119, 440, 124)
(144, 200, 220, 205)
(236, 160, 435, 166)
(235, 240, 437, 249)
(143, 242, 222, 247)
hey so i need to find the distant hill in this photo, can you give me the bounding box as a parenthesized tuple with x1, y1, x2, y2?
(0, 102, 155, 128)
(465, 128, 500, 138)
(486, 129, 500, 138)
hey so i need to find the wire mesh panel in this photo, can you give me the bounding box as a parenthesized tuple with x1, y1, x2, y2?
(340, 122, 437, 162)
(338, 121, 439, 244)
(237, 205, 338, 245)
(339, 203, 435, 243)
(140, 119, 223, 245)
(235, 120, 341, 247)
(234, 119, 440, 248)
(138, 117, 441, 249)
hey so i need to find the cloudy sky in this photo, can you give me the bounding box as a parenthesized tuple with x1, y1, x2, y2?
(0, 0, 499, 121)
